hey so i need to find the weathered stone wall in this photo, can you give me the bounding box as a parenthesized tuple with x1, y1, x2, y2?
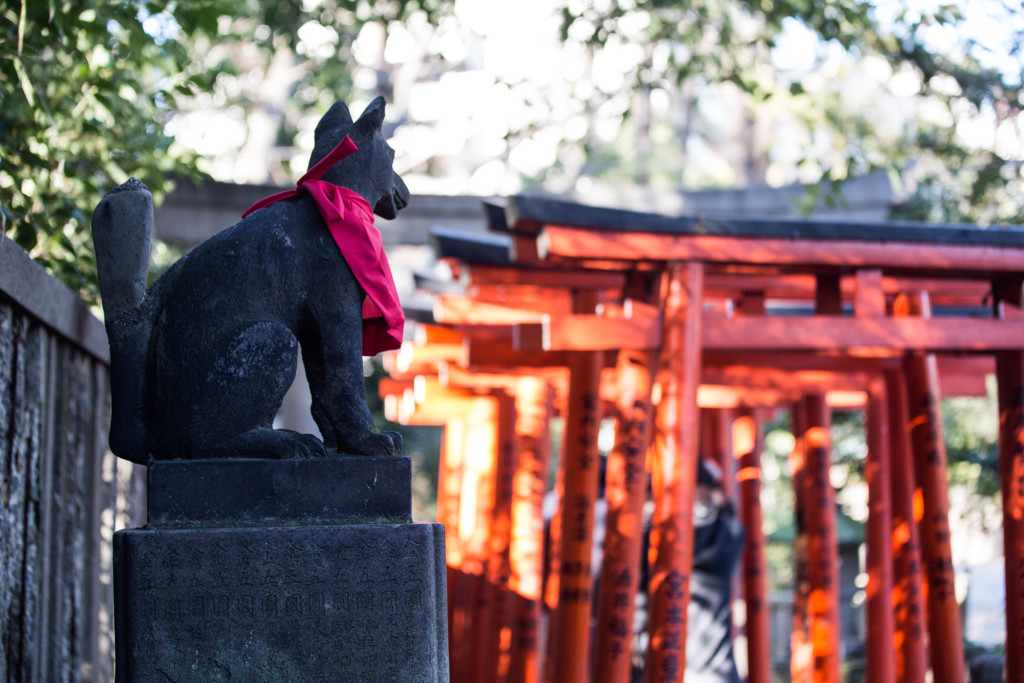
(0, 236, 136, 682)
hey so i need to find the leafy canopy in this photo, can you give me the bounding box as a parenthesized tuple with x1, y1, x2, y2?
(1, 1, 220, 301)
(553, 0, 1022, 223)
(2, 0, 1021, 302)
(0, 0, 424, 303)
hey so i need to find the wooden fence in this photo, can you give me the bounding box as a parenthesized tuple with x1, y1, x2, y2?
(0, 235, 141, 682)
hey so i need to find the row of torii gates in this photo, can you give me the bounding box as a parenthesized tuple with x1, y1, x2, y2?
(377, 195, 1024, 683)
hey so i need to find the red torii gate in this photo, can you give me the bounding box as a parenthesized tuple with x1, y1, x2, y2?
(381, 196, 1020, 682)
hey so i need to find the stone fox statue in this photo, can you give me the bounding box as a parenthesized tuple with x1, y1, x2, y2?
(92, 97, 409, 464)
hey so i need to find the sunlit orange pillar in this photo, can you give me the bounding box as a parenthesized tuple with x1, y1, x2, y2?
(993, 276, 1024, 683)
(801, 393, 841, 683)
(595, 349, 657, 683)
(437, 419, 463, 533)
(400, 384, 478, 683)
(645, 261, 703, 683)
(864, 375, 896, 682)
(790, 277, 842, 683)
(508, 377, 555, 683)
(704, 408, 735, 501)
(542, 454, 564, 683)
(461, 395, 500, 683)
(487, 391, 519, 683)
(550, 289, 605, 683)
(886, 316, 929, 683)
(441, 417, 470, 681)
(733, 409, 770, 683)
(903, 294, 965, 683)
(789, 399, 812, 683)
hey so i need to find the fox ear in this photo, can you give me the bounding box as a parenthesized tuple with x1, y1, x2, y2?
(315, 102, 354, 141)
(352, 96, 386, 135)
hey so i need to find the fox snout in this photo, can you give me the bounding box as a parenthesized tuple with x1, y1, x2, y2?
(375, 171, 410, 220)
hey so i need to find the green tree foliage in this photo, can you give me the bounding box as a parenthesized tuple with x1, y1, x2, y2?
(555, 0, 1022, 223)
(0, 1, 224, 302)
(944, 376, 1000, 501)
(4, 1, 1022, 300)
(0, 0, 429, 302)
(166, 0, 444, 184)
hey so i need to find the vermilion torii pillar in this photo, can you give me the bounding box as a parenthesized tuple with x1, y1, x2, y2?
(594, 349, 657, 683)
(484, 391, 518, 682)
(646, 261, 704, 683)
(902, 294, 965, 683)
(703, 408, 735, 499)
(449, 392, 502, 683)
(856, 271, 897, 682)
(885, 368, 929, 683)
(507, 377, 555, 683)
(789, 398, 813, 683)
(993, 276, 1024, 683)
(732, 410, 771, 683)
(800, 393, 842, 683)
(549, 289, 605, 683)
(729, 288, 770, 683)
(799, 278, 842, 683)
(864, 375, 896, 682)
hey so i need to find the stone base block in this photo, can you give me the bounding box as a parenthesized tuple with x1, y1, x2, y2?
(147, 456, 413, 526)
(114, 521, 448, 682)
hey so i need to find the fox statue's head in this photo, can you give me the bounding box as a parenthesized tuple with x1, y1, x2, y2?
(309, 96, 410, 220)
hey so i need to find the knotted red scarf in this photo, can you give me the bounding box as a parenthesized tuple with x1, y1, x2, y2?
(243, 136, 404, 356)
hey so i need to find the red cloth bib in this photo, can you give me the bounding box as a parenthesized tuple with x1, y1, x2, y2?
(243, 136, 404, 355)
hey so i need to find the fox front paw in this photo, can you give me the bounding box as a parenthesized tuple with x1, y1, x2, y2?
(343, 430, 403, 457)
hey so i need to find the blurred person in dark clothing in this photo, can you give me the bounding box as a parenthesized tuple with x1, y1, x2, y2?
(632, 458, 745, 683)
(686, 458, 745, 682)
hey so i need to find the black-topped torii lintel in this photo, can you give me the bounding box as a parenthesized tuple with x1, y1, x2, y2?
(429, 226, 512, 266)
(502, 194, 1024, 247)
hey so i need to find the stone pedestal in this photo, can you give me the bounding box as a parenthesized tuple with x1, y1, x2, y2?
(114, 456, 448, 682)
